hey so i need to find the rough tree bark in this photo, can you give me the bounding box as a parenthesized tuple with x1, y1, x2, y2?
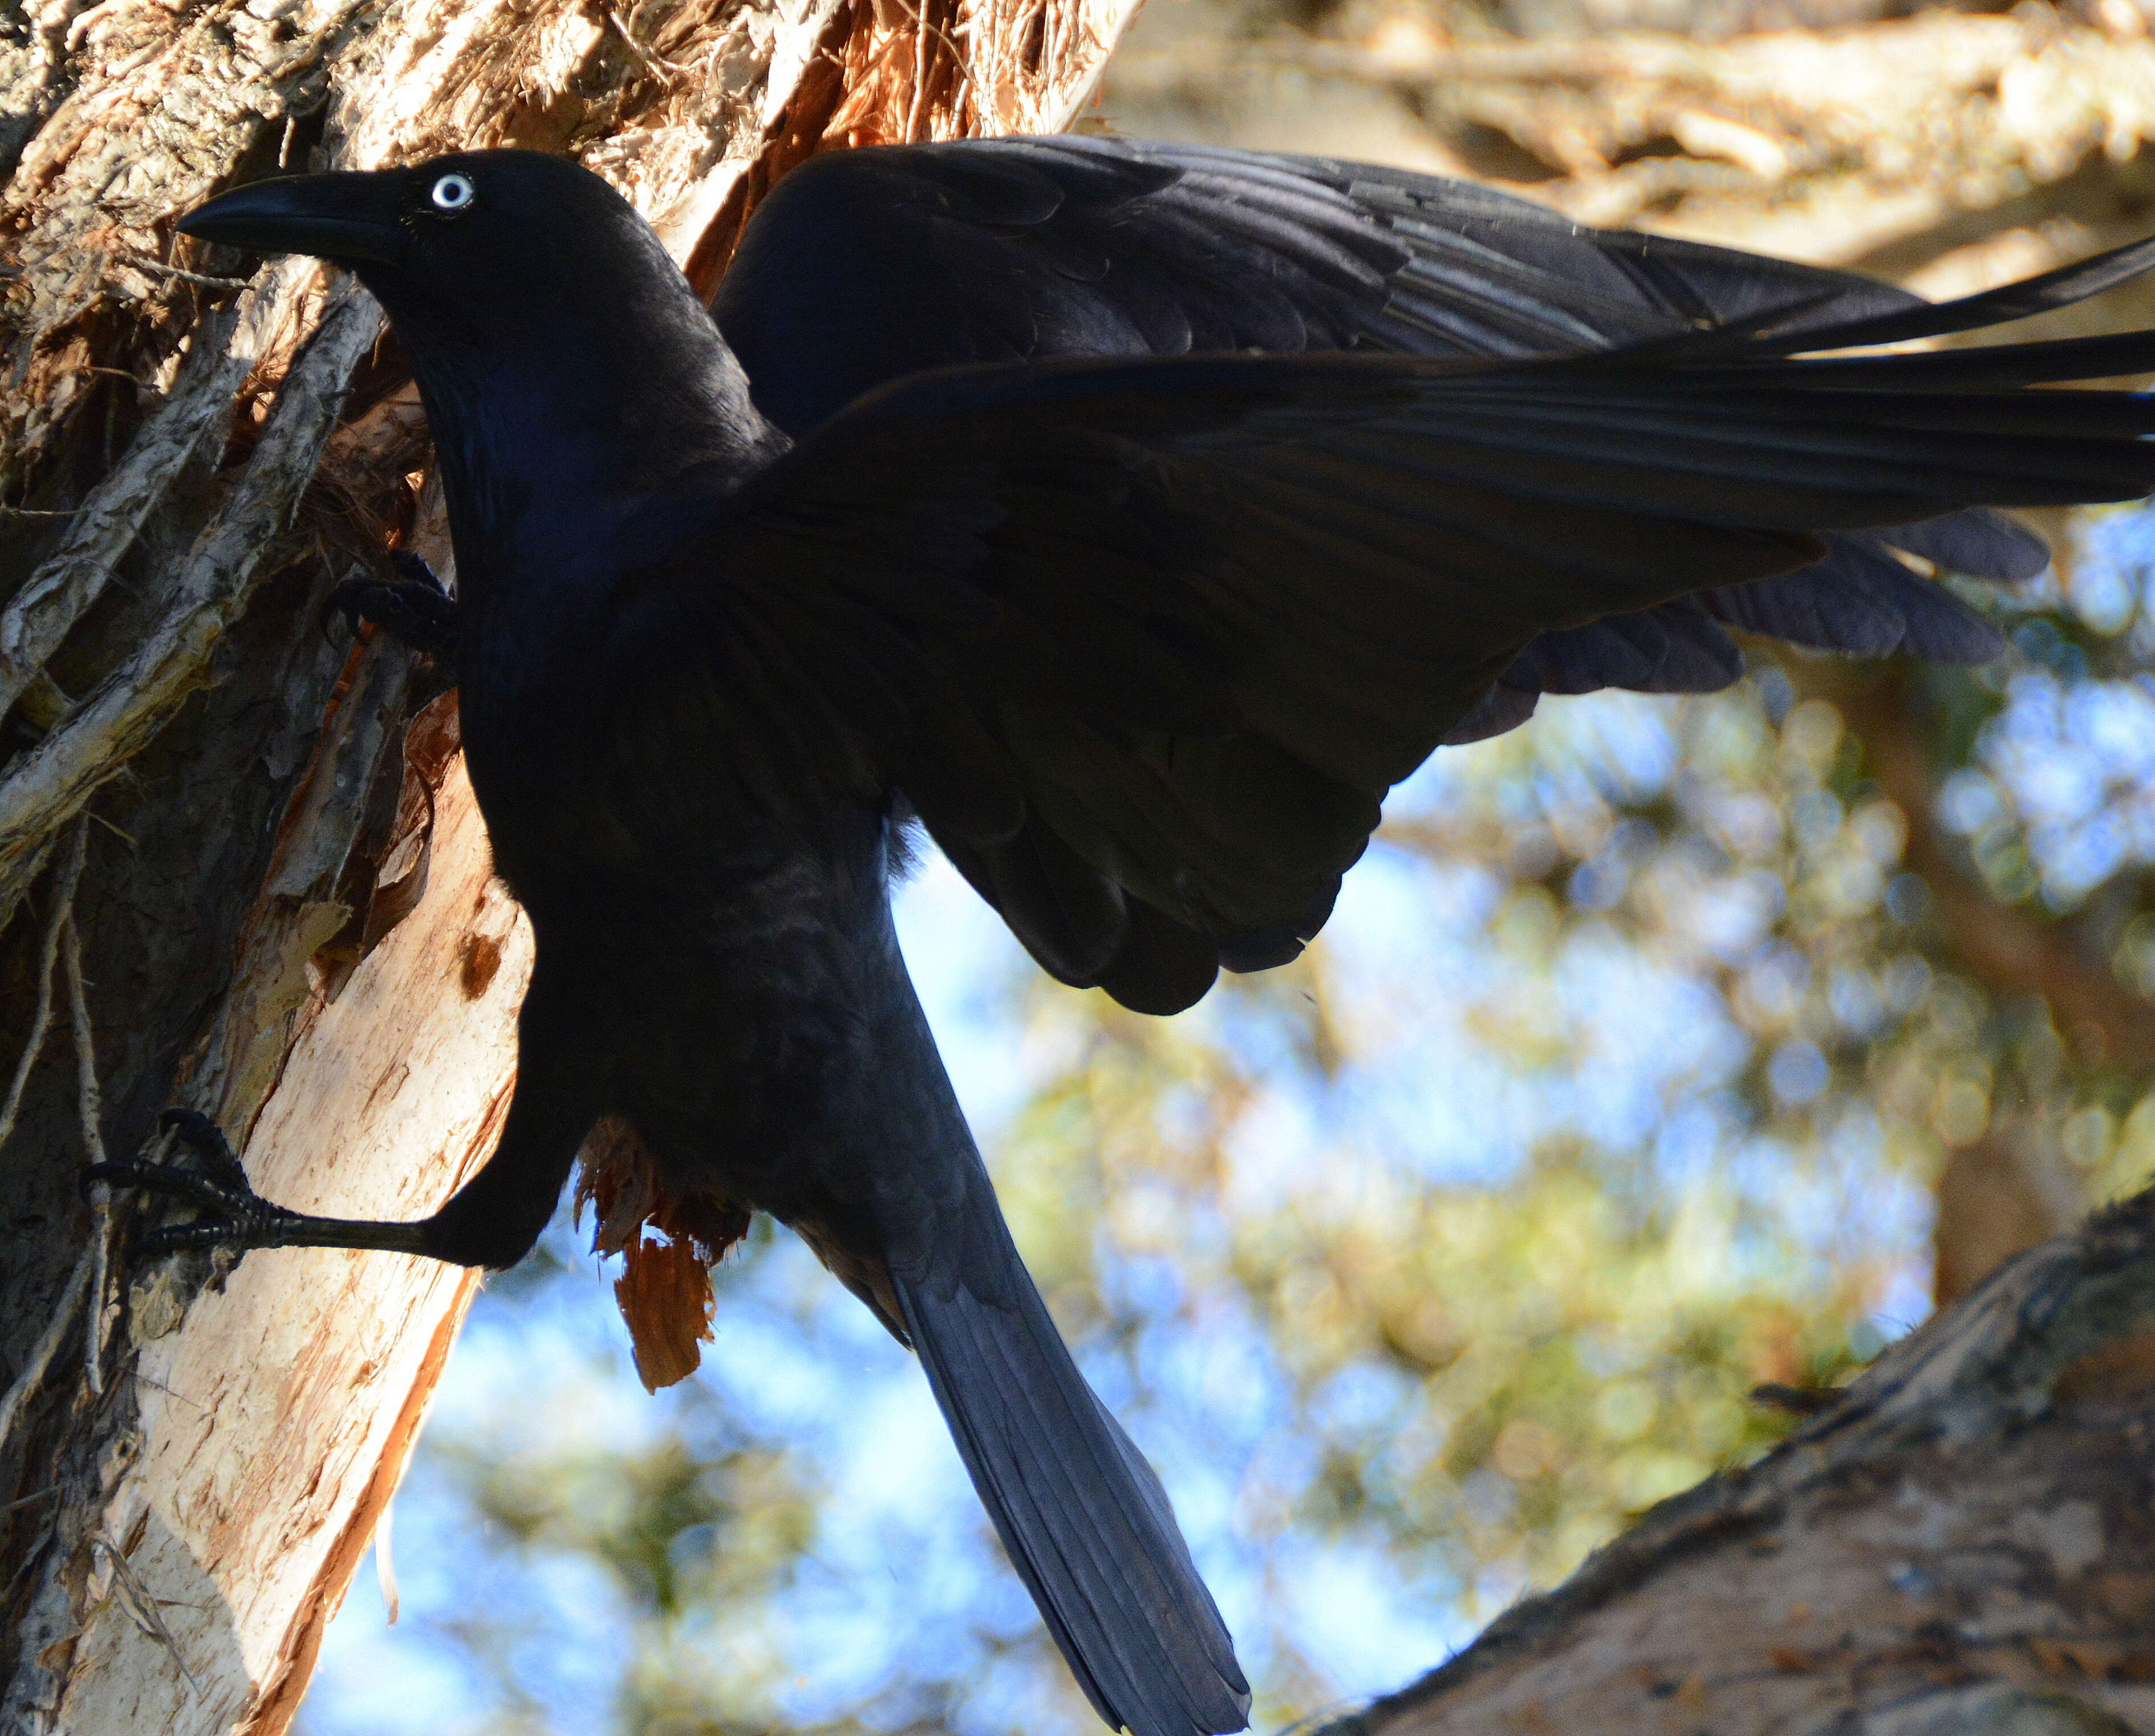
(0, 0, 1133, 1728)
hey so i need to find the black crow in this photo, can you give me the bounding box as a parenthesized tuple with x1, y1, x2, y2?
(100, 140, 2155, 1736)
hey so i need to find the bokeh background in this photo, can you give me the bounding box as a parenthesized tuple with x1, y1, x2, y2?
(295, 1, 2155, 1727)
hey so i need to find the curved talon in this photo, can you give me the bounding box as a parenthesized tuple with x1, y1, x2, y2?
(156, 1106, 250, 1190)
(98, 1110, 439, 1263)
(94, 1114, 290, 1264)
(86, 1157, 243, 1217)
(319, 581, 367, 643)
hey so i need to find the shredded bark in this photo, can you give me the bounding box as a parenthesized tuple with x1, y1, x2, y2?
(575, 1114, 753, 1392)
(688, 0, 1133, 285)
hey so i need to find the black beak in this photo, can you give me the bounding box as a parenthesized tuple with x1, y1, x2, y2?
(176, 173, 406, 267)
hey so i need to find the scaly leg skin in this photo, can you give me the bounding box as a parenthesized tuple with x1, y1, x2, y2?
(88, 1108, 433, 1264)
(324, 550, 461, 660)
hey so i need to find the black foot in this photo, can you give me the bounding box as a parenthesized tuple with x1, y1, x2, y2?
(90, 1109, 433, 1263)
(88, 1110, 298, 1264)
(326, 551, 460, 660)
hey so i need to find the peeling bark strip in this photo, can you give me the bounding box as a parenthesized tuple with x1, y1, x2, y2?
(1325, 1191, 2155, 1736)
(0, 278, 383, 910)
(688, 0, 1134, 283)
(574, 1113, 752, 1393)
(0, 270, 271, 729)
(0, 0, 1139, 1726)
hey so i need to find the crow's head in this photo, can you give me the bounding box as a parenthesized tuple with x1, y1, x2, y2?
(178, 151, 774, 491)
(177, 151, 694, 355)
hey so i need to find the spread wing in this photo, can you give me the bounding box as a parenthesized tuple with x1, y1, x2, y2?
(713, 139, 2155, 739)
(597, 313, 2155, 1015)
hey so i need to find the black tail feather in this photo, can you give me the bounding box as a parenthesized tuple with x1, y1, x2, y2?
(890, 1177, 1251, 1736)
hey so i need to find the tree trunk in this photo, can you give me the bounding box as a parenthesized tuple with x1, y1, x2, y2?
(0, 0, 1133, 1726)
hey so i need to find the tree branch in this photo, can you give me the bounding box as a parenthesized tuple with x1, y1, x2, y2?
(1326, 1187, 2155, 1735)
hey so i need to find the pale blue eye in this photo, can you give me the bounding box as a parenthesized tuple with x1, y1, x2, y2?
(430, 173, 474, 213)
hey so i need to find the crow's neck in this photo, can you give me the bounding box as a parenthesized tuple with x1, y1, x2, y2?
(403, 300, 785, 613)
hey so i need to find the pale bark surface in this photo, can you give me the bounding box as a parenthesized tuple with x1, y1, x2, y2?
(43, 747, 530, 1736)
(0, 0, 1134, 1728)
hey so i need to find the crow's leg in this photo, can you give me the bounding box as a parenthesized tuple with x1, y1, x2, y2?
(91, 1108, 442, 1262)
(96, 959, 600, 1271)
(325, 550, 461, 660)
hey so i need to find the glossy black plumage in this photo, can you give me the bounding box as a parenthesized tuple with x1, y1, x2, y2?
(116, 140, 2155, 1736)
